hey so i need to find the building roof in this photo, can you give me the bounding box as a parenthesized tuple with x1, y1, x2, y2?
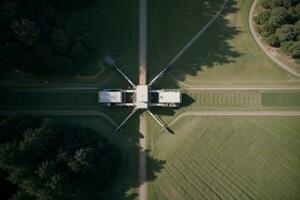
(159, 91, 181, 103)
(99, 91, 122, 103)
(136, 85, 148, 109)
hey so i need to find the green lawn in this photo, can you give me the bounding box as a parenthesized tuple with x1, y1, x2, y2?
(147, 116, 300, 200)
(148, 0, 299, 88)
(262, 91, 300, 107)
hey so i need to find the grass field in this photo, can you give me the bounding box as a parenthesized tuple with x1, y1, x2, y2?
(147, 116, 300, 200)
(262, 91, 300, 107)
(147, 0, 299, 88)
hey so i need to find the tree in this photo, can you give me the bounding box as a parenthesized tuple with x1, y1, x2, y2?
(254, 9, 271, 25)
(11, 19, 40, 46)
(275, 24, 297, 43)
(287, 41, 300, 58)
(266, 34, 281, 47)
(254, 0, 300, 61)
(0, 117, 121, 200)
(50, 29, 70, 55)
(82, 33, 97, 50)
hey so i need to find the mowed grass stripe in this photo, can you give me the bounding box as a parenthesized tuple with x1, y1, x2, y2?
(262, 91, 300, 106)
(187, 91, 261, 108)
(199, 119, 297, 199)
(176, 145, 252, 200)
(176, 118, 264, 199)
(150, 117, 300, 200)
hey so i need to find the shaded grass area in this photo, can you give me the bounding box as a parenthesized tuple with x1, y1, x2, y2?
(148, 0, 296, 89)
(67, 0, 139, 83)
(1, 0, 139, 82)
(0, 90, 99, 110)
(148, 116, 300, 200)
(262, 91, 300, 106)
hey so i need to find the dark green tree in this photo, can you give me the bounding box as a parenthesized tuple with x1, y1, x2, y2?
(0, 117, 121, 200)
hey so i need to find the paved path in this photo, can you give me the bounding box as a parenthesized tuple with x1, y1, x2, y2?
(138, 0, 148, 200)
(168, 111, 300, 127)
(249, 0, 300, 77)
(0, 110, 117, 126)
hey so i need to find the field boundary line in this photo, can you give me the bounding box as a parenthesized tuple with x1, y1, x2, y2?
(168, 111, 300, 127)
(249, 0, 300, 77)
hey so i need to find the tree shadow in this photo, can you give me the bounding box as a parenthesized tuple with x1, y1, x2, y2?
(98, 116, 165, 200)
(148, 0, 242, 85)
(146, 0, 242, 123)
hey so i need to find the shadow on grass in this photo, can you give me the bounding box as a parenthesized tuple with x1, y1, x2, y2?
(147, 0, 242, 117)
(102, 116, 165, 200)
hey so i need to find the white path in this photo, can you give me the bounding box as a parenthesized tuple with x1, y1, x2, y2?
(249, 0, 300, 77)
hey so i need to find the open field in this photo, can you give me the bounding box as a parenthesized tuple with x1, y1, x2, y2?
(147, 0, 299, 88)
(147, 116, 300, 200)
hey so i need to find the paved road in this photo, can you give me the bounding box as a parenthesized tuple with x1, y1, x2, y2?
(249, 0, 300, 77)
(168, 111, 300, 127)
(138, 0, 148, 200)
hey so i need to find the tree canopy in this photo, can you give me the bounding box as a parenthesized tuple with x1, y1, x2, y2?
(0, 116, 121, 200)
(254, 0, 300, 61)
(0, 0, 97, 76)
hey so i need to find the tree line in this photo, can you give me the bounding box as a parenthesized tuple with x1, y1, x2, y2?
(0, 116, 121, 200)
(0, 0, 97, 76)
(254, 0, 300, 63)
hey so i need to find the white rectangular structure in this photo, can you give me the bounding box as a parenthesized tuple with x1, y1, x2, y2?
(99, 91, 122, 103)
(159, 91, 181, 103)
(136, 85, 148, 109)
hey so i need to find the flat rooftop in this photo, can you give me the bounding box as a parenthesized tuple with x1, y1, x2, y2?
(99, 91, 122, 103)
(136, 85, 148, 109)
(159, 91, 181, 103)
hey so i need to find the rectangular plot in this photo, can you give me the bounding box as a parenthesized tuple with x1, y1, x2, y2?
(261, 92, 300, 106)
(187, 91, 261, 108)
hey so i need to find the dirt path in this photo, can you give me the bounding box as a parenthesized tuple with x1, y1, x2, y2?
(138, 0, 148, 200)
(168, 111, 300, 127)
(249, 0, 300, 77)
(0, 110, 117, 126)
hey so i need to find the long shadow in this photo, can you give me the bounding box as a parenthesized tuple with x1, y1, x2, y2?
(147, 0, 242, 119)
(148, 0, 241, 86)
